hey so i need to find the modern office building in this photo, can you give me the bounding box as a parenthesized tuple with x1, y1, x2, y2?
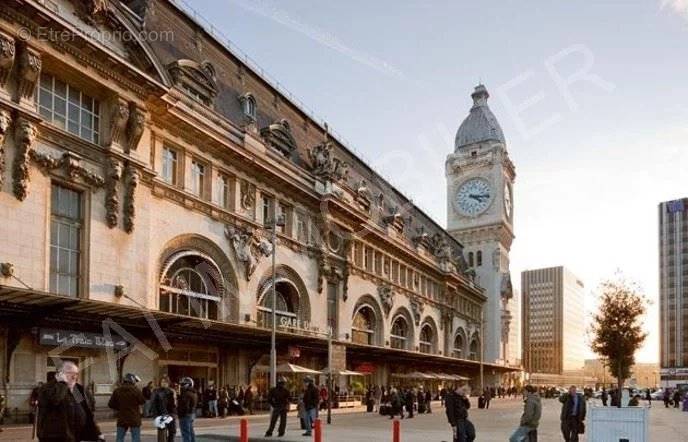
(659, 198, 688, 388)
(521, 266, 586, 384)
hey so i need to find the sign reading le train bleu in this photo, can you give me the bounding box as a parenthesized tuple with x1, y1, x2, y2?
(39, 328, 128, 350)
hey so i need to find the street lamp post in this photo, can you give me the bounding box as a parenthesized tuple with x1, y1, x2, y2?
(479, 308, 484, 392)
(268, 214, 286, 389)
(327, 326, 333, 424)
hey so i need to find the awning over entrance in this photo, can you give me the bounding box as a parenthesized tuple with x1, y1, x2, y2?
(253, 363, 321, 375)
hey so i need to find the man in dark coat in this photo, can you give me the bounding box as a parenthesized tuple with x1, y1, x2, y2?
(150, 377, 177, 442)
(302, 377, 319, 436)
(405, 388, 415, 418)
(37, 361, 103, 442)
(673, 389, 681, 408)
(445, 386, 473, 442)
(600, 388, 608, 406)
(265, 377, 291, 437)
(108, 373, 146, 442)
(559, 385, 586, 442)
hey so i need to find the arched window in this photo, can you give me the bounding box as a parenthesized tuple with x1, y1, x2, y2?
(352, 306, 376, 345)
(390, 316, 409, 350)
(419, 324, 434, 354)
(258, 280, 298, 328)
(476, 250, 482, 267)
(240, 93, 257, 120)
(160, 251, 223, 319)
(453, 333, 465, 358)
(468, 252, 474, 267)
(469, 337, 480, 361)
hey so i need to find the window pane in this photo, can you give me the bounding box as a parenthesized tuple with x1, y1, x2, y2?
(39, 74, 100, 144)
(54, 79, 66, 98)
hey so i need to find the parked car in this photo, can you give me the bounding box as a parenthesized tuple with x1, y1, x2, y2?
(650, 389, 665, 400)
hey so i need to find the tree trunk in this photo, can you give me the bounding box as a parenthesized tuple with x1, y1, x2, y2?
(617, 358, 623, 408)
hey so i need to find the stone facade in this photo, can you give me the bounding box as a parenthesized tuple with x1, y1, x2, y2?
(0, 0, 496, 418)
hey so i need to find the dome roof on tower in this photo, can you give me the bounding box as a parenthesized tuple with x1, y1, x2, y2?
(454, 84, 505, 151)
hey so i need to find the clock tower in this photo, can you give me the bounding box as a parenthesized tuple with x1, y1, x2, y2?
(446, 85, 516, 366)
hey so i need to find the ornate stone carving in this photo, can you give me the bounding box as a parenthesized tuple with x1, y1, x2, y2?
(104, 158, 123, 228)
(383, 207, 405, 232)
(123, 165, 139, 233)
(12, 118, 37, 201)
(0, 32, 15, 88)
(377, 284, 394, 317)
(75, 0, 110, 25)
(410, 299, 424, 326)
(411, 226, 430, 249)
(17, 45, 41, 101)
(225, 225, 273, 281)
(167, 59, 218, 105)
(110, 97, 129, 146)
(30, 150, 105, 188)
(239, 180, 255, 210)
(307, 140, 349, 182)
(500, 272, 513, 300)
(355, 179, 372, 211)
(440, 309, 453, 331)
(0, 109, 11, 188)
(126, 104, 146, 151)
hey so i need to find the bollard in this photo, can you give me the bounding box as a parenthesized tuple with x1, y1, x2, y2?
(240, 418, 248, 442)
(314, 418, 322, 442)
(393, 419, 400, 442)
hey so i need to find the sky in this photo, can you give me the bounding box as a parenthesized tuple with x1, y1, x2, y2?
(183, 0, 688, 363)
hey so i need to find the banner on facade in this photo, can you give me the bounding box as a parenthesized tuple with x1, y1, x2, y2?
(39, 328, 128, 350)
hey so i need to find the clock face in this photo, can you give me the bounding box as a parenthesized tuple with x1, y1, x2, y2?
(455, 178, 492, 216)
(504, 183, 512, 218)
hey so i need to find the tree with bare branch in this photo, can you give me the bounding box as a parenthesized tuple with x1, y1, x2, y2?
(590, 277, 648, 407)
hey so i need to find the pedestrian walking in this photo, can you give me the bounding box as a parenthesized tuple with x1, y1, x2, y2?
(445, 386, 474, 442)
(559, 385, 586, 442)
(645, 389, 652, 407)
(483, 387, 492, 409)
(374, 385, 382, 412)
(244, 385, 254, 415)
(302, 377, 319, 436)
(142, 381, 154, 418)
(389, 388, 404, 420)
(509, 385, 541, 442)
(663, 389, 671, 407)
(600, 388, 608, 406)
(37, 361, 103, 442)
(673, 390, 681, 409)
(206, 384, 218, 417)
(264, 377, 290, 437)
(108, 373, 146, 442)
(178, 377, 198, 442)
(151, 377, 177, 442)
(425, 389, 433, 413)
(405, 388, 415, 418)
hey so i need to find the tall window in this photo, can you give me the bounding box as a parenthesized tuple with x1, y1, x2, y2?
(476, 250, 483, 267)
(419, 324, 434, 354)
(190, 160, 205, 197)
(241, 94, 257, 120)
(469, 337, 480, 360)
(276, 203, 288, 234)
(352, 306, 375, 345)
(161, 147, 178, 185)
(38, 74, 100, 144)
(327, 282, 338, 336)
(296, 213, 308, 242)
(50, 184, 82, 297)
(262, 194, 274, 225)
(391, 316, 409, 350)
(215, 173, 229, 209)
(453, 333, 465, 358)
(468, 252, 474, 267)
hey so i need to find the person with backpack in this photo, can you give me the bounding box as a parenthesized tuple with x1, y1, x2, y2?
(150, 377, 176, 442)
(108, 373, 146, 442)
(302, 377, 319, 437)
(445, 385, 474, 442)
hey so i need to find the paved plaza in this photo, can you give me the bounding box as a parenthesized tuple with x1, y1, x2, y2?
(2, 397, 687, 441)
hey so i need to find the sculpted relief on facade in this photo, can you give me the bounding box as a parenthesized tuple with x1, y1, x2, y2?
(225, 225, 273, 281)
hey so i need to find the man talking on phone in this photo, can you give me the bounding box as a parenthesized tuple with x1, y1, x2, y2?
(37, 361, 103, 442)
